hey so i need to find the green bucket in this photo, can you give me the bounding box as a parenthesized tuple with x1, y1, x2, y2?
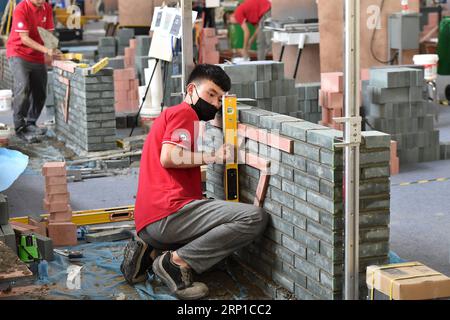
(437, 17, 450, 75)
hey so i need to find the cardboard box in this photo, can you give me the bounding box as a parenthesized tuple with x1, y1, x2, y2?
(367, 262, 450, 300)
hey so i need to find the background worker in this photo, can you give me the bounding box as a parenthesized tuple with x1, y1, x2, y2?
(121, 64, 268, 300)
(229, 0, 272, 59)
(6, 0, 63, 143)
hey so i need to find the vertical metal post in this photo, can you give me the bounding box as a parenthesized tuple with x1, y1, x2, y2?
(181, 0, 194, 94)
(344, 0, 361, 300)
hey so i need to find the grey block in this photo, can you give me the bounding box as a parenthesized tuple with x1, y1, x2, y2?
(99, 37, 117, 47)
(238, 108, 277, 127)
(35, 233, 54, 261)
(294, 227, 320, 252)
(0, 193, 9, 225)
(361, 131, 391, 149)
(281, 121, 327, 142)
(281, 234, 306, 258)
(269, 215, 294, 237)
(306, 129, 343, 150)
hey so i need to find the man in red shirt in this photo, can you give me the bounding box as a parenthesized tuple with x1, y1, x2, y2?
(230, 0, 272, 59)
(120, 64, 268, 300)
(6, 0, 62, 143)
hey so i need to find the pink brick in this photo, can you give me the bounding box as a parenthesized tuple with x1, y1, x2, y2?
(43, 199, 69, 213)
(45, 184, 68, 196)
(327, 92, 344, 109)
(254, 173, 270, 207)
(114, 68, 136, 80)
(129, 39, 137, 49)
(42, 162, 66, 177)
(47, 222, 78, 247)
(246, 152, 270, 172)
(49, 206, 72, 223)
(361, 68, 370, 81)
(45, 176, 67, 186)
(114, 80, 131, 91)
(45, 193, 70, 203)
(202, 28, 216, 37)
(321, 72, 344, 93)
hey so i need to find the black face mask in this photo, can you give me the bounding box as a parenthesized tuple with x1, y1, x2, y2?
(190, 87, 220, 122)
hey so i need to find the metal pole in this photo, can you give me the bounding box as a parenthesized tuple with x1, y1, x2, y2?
(344, 0, 361, 300)
(181, 0, 194, 95)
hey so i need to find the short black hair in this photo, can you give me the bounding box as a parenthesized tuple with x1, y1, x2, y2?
(187, 64, 231, 92)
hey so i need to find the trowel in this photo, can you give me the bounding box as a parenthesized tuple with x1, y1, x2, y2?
(38, 27, 59, 49)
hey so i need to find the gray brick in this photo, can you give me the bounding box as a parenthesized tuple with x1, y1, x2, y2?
(294, 141, 320, 161)
(307, 190, 340, 214)
(0, 194, 9, 225)
(270, 215, 294, 237)
(294, 227, 320, 252)
(360, 196, 390, 210)
(281, 121, 326, 141)
(35, 233, 54, 261)
(306, 160, 337, 182)
(294, 283, 318, 300)
(265, 227, 283, 244)
(359, 210, 390, 228)
(273, 244, 295, 265)
(238, 108, 277, 127)
(281, 152, 306, 171)
(319, 240, 344, 261)
(294, 169, 320, 191)
(359, 241, 389, 258)
(306, 276, 333, 300)
(259, 114, 298, 131)
(360, 228, 390, 242)
(294, 255, 320, 281)
(360, 181, 390, 197)
(362, 131, 391, 149)
(263, 199, 282, 217)
(272, 270, 295, 292)
(282, 207, 307, 230)
(281, 234, 306, 258)
(282, 179, 307, 200)
(361, 166, 390, 179)
(306, 129, 342, 150)
(282, 261, 307, 288)
(307, 220, 335, 244)
(270, 187, 295, 210)
(360, 150, 390, 165)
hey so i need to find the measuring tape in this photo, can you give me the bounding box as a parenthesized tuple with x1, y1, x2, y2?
(222, 95, 239, 202)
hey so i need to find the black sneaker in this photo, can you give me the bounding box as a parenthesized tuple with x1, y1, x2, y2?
(15, 126, 39, 143)
(152, 251, 209, 300)
(120, 236, 153, 285)
(26, 123, 47, 136)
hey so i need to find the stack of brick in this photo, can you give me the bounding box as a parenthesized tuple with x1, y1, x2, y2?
(199, 28, 220, 64)
(134, 36, 152, 86)
(108, 56, 125, 70)
(294, 83, 322, 124)
(0, 194, 16, 254)
(0, 50, 13, 90)
(52, 61, 117, 153)
(220, 62, 297, 112)
(117, 28, 135, 56)
(319, 72, 344, 131)
(114, 68, 139, 113)
(98, 37, 117, 59)
(42, 162, 77, 247)
(204, 106, 391, 300)
(362, 67, 440, 164)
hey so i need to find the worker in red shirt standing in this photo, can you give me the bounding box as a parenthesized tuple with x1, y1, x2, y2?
(120, 64, 268, 300)
(230, 0, 272, 59)
(6, 0, 62, 143)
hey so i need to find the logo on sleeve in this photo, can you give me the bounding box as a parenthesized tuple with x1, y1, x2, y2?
(179, 133, 188, 141)
(18, 22, 24, 29)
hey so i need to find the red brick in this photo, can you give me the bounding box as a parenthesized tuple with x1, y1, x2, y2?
(327, 92, 344, 109)
(203, 51, 220, 64)
(45, 176, 67, 186)
(202, 28, 216, 37)
(10, 221, 40, 235)
(129, 79, 139, 89)
(42, 162, 66, 177)
(47, 222, 78, 247)
(45, 184, 68, 195)
(49, 208, 73, 223)
(321, 72, 344, 93)
(114, 90, 128, 102)
(28, 217, 47, 236)
(44, 193, 70, 203)
(361, 68, 370, 81)
(246, 152, 270, 172)
(114, 68, 136, 80)
(114, 80, 131, 91)
(129, 39, 137, 49)
(43, 199, 70, 213)
(254, 173, 270, 207)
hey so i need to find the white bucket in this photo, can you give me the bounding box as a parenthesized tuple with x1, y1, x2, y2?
(0, 90, 12, 112)
(413, 54, 439, 81)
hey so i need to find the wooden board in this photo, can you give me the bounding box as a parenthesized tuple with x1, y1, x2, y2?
(317, 0, 420, 73)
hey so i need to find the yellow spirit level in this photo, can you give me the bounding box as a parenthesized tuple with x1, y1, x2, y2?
(222, 95, 239, 202)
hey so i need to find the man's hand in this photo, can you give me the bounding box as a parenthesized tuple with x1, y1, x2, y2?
(46, 48, 64, 60)
(215, 143, 234, 164)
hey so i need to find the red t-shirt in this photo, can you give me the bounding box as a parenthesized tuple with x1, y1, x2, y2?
(6, 0, 55, 64)
(134, 102, 203, 233)
(234, 0, 271, 26)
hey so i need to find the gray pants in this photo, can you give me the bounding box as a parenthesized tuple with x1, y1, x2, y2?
(138, 199, 268, 274)
(9, 57, 48, 131)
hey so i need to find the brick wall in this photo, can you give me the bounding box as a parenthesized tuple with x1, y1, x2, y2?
(52, 61, 117, 153)
(204, 107, 391, 300)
